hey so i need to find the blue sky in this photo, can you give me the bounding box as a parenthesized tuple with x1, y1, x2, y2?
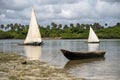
(0, 0, 120, 26)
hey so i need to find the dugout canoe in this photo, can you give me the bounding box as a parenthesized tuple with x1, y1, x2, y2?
(61, 49, 105, 60)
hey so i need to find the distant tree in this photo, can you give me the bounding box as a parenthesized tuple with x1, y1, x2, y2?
(10, 23, 14, 30)
(81, 24, 85, 29)
(58, 24, 62, 29)
(51, 22, 57, 29)
(0, 24, 4, 29)
(76, 23, 81, 28)
(25, 25, 29, 30)
(116, 22, 120, 26)
(70, 23, 74, 28)
(21, 25, 25, 30)
(93, 23, 101, 30)
(63, 24, 69, 29)
(5, 26, 8, 30)
(46, 25, 50, 30)
(105, 23, 107, 27)
(85, 24, 90, 29)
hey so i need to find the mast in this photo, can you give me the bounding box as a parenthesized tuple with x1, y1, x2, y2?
(88, 27, 99, 43)
(24, 7, 42, 44)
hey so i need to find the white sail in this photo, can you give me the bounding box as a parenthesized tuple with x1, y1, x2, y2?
(24, 7, 42, 44)
(24, 46, 41, 60)
(88, 27, 99, 43)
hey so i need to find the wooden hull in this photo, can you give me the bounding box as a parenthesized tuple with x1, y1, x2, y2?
(61, 49, 105, 60)
(18, 42, 44, 46)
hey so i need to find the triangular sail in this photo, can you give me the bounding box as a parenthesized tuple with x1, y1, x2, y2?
(88, 27, 99, 43)
(24, 7, 42, 43)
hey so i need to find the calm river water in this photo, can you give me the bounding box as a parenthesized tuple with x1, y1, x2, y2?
(0, 39, 120, 80)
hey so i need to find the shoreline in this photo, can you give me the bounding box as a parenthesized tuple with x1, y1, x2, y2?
(0, 38, 120, 40)
(0, 53, 82, 80)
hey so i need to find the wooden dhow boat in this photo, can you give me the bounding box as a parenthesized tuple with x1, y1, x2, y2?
(19, 7, 43, 46)
(61, 49, 105, 60)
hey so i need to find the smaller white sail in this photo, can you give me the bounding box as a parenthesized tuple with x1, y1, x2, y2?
(88, 27, 99, 43)
(24, 7, 42, 44)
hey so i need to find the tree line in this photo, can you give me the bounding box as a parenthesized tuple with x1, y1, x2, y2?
(0, 22, 120, 39)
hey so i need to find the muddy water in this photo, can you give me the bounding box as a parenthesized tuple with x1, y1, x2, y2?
(0, 39, 120, 80)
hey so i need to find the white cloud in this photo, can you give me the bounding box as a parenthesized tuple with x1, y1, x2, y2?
(0, 14, 6, 18)
(101, 0, 120, 2)
(96, 0, 120, 18)
(0, 0, 120, 26)
(37, 0, 79, 5)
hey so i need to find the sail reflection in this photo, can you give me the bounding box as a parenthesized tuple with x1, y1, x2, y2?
(24, 46, 42, 60)
(88, 43, 99, 51)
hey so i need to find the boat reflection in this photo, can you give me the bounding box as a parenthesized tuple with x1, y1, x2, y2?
(88, 43, 99, 51)
(64, 58, 105, 69)
(24, 46, 42, 60)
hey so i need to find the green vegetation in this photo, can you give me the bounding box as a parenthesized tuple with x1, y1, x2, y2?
(0, 22, 120, 39)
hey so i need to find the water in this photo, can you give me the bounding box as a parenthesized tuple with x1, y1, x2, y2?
(0, 39, 120, 80)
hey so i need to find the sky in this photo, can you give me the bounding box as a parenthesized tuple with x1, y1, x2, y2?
(0, 0, 120, 27)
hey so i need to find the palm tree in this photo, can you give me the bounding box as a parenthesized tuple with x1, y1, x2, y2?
(51, 22, 57, 29)
(46, 25, 50, 30)
(6, 24, 11, 31)
(93, 23, 101, 30)
(81, 24, 85, 29)
(70, 23, 74, 28)
(105, 23, 107, 27)
(0, 24, 4, 30)
(58, 24, 62, 29)
(63, 24, 69, 29)
(116, 23, 120, 26)
(76, 23, 80, 28)
(10, 23, 14, 30)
